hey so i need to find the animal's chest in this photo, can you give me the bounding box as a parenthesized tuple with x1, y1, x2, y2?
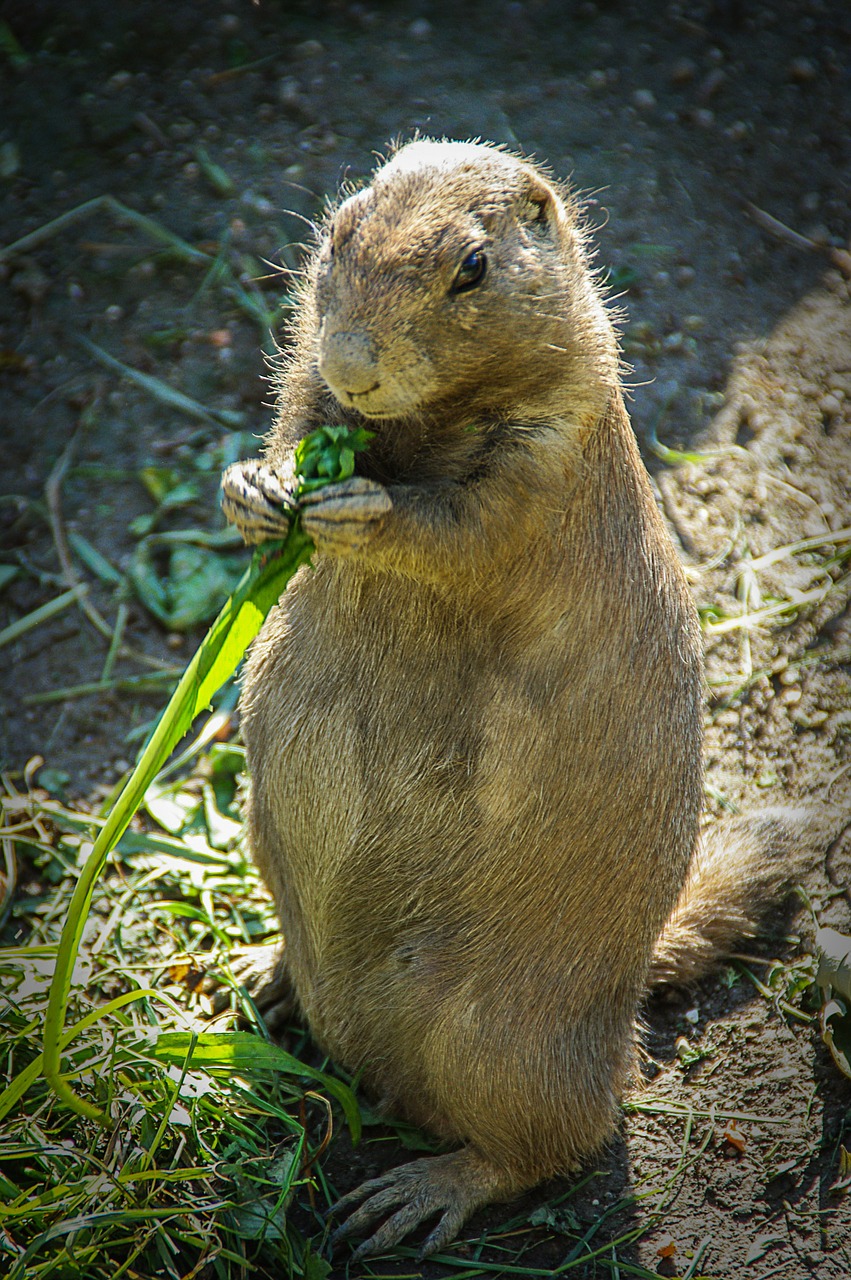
(244, 563, 577, 870)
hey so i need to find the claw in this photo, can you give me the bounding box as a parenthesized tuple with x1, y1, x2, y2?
(220, 460, 295, 545)
(326, 1150, 507, 1259)
(299, 476, 391, 554)
(417, 1207, 467, 1260)
(329, 1178, 407, 1246)
(349, 1203, 435, 1261)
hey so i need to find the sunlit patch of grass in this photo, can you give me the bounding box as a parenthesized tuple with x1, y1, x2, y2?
(0, 756, 349, 1279)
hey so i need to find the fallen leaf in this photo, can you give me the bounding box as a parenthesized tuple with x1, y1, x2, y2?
(130, 541, 245, 630)
(656, 1233, 677, 1258)
(721, 1119, 747, 1153)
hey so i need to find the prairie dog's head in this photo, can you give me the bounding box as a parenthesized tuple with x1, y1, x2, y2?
(310, 139, 618, 425)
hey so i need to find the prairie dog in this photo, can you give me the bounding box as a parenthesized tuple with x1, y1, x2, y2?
(220, 139, 805, 1259)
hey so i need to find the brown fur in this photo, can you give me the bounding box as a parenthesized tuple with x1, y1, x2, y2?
(219, 139, 815, 1257)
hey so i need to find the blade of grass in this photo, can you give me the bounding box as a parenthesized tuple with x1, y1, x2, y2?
(747, 525, 851, 573)
(23, 426, 370, 1124)
(0, 195, 210, 266)
(0, 987, 161, 1123)
(150, 1031, 361, 1141)
(702, 583, 832, 634)
(23, 672, 180, 705)
(0, 586, 86, 649)
(38, 533, 312, 1120)
(68, 530, 124, 586)
(76, 336, 244, 429)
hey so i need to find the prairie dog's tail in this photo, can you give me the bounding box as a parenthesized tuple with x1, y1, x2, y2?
(648, 805, 847, 988)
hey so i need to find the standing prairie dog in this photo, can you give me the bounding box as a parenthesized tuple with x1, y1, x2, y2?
(220, 139, 812, 1259)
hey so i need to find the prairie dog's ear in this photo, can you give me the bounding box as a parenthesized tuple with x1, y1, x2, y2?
(518, 167, 564, 231)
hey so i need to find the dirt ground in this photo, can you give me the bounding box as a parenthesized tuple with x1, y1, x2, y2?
(2, 2, 850, 1277)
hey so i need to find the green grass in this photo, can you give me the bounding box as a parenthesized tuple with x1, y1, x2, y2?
(1, 762, 706, 1279)
(0, 756, 342, 1279)
(0, 428, 370, 1277)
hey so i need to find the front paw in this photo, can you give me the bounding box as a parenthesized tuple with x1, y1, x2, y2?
(299, 476, 392, 554)
(220, 459, 295, 546)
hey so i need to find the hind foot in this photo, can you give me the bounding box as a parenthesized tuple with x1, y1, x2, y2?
(328, 1147, 518, 1260)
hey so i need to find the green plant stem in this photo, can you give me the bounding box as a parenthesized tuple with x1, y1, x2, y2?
(39, 527, 313, 1121)
(0, 988, 160, 1124)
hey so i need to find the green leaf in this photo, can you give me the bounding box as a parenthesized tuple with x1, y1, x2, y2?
(302, 1247, 333, 1280)
(151, 1031, 361, 1141)
(294, 424, 374, 493)
(529, 1203, 582, 1234)
(17, 423, 373, 1126)
(129, 542, 245, 630)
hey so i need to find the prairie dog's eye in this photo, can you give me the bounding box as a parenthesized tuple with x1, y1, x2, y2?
(451, 248, 487, 294)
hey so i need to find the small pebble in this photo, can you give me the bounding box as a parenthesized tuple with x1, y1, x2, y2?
(684, 1007, 700, 1024)
(104, 304, 123, 322)
(294, 39, 324, 58)
(676, 264, 696, 286)
(725, 120, 749, 142)
(670, 57, 696, 84)
(633, 88, 656, 111)
(408, 18, 432, 39)
(105, 69, 132, 93)
(789, 56, 817, 82)
(692, 107, 715, 128)
(697, 68, 725, 101)
(780, 686, 802, 705)
(819, 393, 842, 416)
(715, 710, 739, 728)
(587, 69, 608, 91)
(278, 76, 301, 105)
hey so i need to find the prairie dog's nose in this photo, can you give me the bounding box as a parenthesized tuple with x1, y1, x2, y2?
(318, 329, 380, 397)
